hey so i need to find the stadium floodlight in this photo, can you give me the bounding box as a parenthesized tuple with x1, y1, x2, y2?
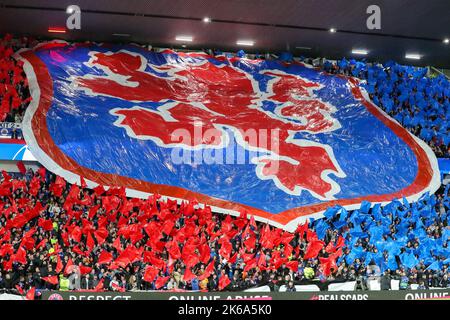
(48, 27, 66, 33)
(405, 53, 422, 60)
(175, 35, 193, 42)
(444, 38, 449, 44)
(236, 40, 254, 46)
(329, 28, 337, 33)
(352, 49, 369, 55)
(203, 17, 211, 23)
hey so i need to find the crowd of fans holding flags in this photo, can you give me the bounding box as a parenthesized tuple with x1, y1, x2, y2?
(319, 57, 450, 158)
(0, 167, 449, 298)
(0, 34, 33, 124)
(0, 167, 346, 296)
(0, 34, 449, 298)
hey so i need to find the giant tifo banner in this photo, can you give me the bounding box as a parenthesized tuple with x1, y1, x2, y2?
(17, 41, 440, 230)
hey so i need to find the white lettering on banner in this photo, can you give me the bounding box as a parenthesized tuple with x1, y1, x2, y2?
(169, 295, 221, 300)
(70, 295, 132, 300)
(0, 122, 22, 129)
(226, 295, 271, 300)
(404, 292, 449, 300)
(318, 294, 369, 300)
(168, 295, 270, 300)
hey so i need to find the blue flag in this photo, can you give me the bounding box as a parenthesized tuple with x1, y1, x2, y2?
(323, 206, 339, 221)
(339, 207, 349, 222)
(425, 261, 441, 271)
(387, 255, 398, 271)
(400, 252, 419, 269)
(360, 201, 371, 214)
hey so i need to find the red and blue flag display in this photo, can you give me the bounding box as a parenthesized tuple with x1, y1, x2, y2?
(18, 42, 440, 230)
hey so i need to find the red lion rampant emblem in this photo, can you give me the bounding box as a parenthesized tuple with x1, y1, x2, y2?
(75, 50, 345, 200)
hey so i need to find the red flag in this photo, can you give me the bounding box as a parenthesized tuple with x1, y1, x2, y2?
(183, 267, 196, 282)
(257, 252, 267, 267)
(198, 260, 215, 281)
(303, 239, 325, 260)
(143, 265, 159, 283)
(336, 236, 345, 248)
(79, 265, 92, 275)
(199, 243, 210, 264)
(15, 285, 24, 295)
(243, 258, 257, 272)
(167, 242, 181, 260)
(183, 252, 200, 269)
(26, 287, 36, 300)
(67, 184, 80, 201)
(38, 218, 53, 231)
(29, 176, 40, 196)
(70, 226, 82, 242)
(80, 176, 87, 188)
(219, 275, 231, 291)
(113, 237, 122, 252)
(306, 229, 318, 242)
(98, 250, 113, 265)
(162, 219, 175, 235)
(94, 278, 104, 291)
(249, 215, 257, 228)
(64, 258, 75, 275)
(228, 252, 238, 264)
(155, 276, 169, 289)
(94, 228, 107, 245)
(16, 161, 26, 175)
(325, 241, 336, 254)
(37, 167, 46, 181)
(111, 282, 125, 292)
(14, 246, 27, 265)
(286, 260, 299, 272)
(55, 175, 66, 187)
(94, 184, 106, 196)
(42, 275, 59, 285)
(244, 235, 256, 250)
(219, 241, 232, 260)
(36, 239, 47, 250)
(2, 170, 11, 181)
(56, 255, 63, 273)
(295, 221, 308, 238)
(86, 232, 95, 253)
(319, 256, 338, 276)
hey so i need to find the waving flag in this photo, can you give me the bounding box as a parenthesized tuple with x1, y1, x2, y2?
(19, 42, 439, 231)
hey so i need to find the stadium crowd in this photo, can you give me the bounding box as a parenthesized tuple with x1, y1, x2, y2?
(319, 57, 450, 158)
(0, 168, 448, 297)
(0, 35, 449, 298)
(0, 167, 345, 294)
(0, 34, 33, 124)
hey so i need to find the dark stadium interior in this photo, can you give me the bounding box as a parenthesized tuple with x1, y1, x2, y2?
(0, 0, 449, 67)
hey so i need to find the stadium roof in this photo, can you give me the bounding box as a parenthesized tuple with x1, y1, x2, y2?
(1, 0, 449, 68)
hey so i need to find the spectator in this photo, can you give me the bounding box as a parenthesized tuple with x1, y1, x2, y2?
(286, 280, 296, 292)
(380, 271, 391, 290)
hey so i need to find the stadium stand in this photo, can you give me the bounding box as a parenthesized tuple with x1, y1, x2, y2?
(0, 34, 449, 300)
